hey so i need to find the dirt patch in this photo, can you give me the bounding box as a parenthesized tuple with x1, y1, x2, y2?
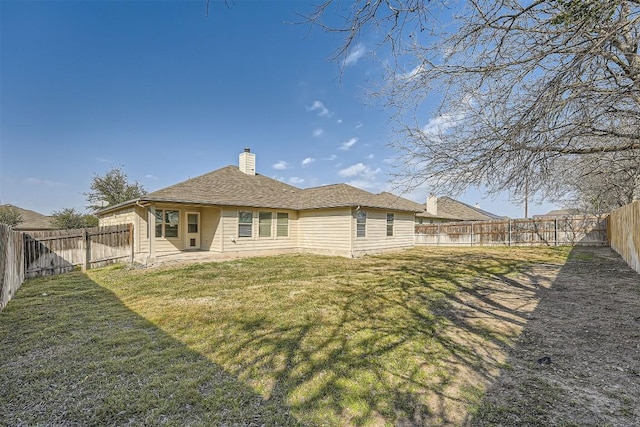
(471, 247, 640, 426)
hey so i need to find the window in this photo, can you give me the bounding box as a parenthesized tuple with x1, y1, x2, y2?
(187, 213, 198, 233)
(277, 212, 289, 237)
(356, 209, 367, 238)
(238, 211, 253, 238)
(259, 211, 272, 238)
(386, 213, 395, 237)
(155, 209, 179, 238)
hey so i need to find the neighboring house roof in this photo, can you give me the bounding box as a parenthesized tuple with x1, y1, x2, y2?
(533, 208, 584, 218)
(416, 196, 502, 221)
(97, 166, 425, 215)
(1, 204, 54, 230)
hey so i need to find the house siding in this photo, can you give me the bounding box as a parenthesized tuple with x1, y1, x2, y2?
(99, 206, 149, 260)
(99, 207, 136, 228)
(219, 207, 299, 257)
(352, 210, 415, 256)
(201, 207, 221, 252)
(99, 203, 416, 263)
(298, 208, 353, 257)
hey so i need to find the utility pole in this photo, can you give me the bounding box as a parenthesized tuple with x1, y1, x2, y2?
(524, 177, 529, 219)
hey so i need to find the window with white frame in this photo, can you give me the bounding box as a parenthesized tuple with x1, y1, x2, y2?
(259, 211, 272, 238)
(386, 213, 395, 237)
(155, 209, 179, 238)
(238, 211, 253, 238)
(356, 209, 367, 238)
(277, 212, 289, 237)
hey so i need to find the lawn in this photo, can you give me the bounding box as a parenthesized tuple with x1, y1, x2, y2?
(0, 246, 570, 426)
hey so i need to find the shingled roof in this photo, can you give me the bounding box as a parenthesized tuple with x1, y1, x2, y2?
(298, 185, 425, 211)
(416, 196, 502, 221)
(144, 166, 301, 209)
(98, 166, 425, 214)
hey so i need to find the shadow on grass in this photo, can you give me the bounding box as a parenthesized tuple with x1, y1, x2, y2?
(0, 271, 299, 426)
(3, 247, 580, 426)
(193, 248, 566, 425)
(470, 246, 640, 426)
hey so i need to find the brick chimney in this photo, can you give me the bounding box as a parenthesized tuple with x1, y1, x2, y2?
(239, 148, 256, 175)
(426, 194, 438, 215)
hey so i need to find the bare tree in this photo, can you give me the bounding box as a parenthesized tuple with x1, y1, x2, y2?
(307, 1, 640, 200)
(551, 150, 640, 214)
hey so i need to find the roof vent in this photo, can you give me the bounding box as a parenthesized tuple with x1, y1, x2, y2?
(239, 148, 256, 175)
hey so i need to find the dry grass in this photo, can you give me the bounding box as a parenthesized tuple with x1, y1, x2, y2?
(0, 246, 570, 426)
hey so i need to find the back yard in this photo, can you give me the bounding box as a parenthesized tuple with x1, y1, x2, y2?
(1, 246, 638, 426)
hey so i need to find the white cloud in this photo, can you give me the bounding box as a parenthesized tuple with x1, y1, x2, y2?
(422, 97, 473, 137)
(344, 43, 366, 66)
(312, 128, 323, 137)
(338, 162, 381, 191)
(337, 119, 343, 124)
(400, 64, 426, 81)
(145, 174, 158, 180)
(323, 154, 337, 161)
(307, 100, 332, 118)
(345, 179, 377, 190)
(339, 163, 367, 177)
(339, 137, 358, 151)
(289, 177, 305, 185)
(355, 122, 363, 129)
(272, 161, 291, 170)
(301, 157, 315, 167)
(338, 162, 380, 178)
(422, 112, 463, 136)
(365, 154, 374, 159)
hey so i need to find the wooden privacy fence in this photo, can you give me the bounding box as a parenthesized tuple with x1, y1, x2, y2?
(1, 224, 133, 310)
(24, 224, 133, 278)
(415, 216, 608, 247)
(0, 225, 25, 310)
(608, 201, 640, 274)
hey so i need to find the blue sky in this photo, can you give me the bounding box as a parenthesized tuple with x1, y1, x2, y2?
(0, 0, 558, 218)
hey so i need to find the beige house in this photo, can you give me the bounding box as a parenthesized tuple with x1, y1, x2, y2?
(97, 149, 425, 262)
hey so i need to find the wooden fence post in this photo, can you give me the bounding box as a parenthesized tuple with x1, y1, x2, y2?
(83, 229, 91, 272)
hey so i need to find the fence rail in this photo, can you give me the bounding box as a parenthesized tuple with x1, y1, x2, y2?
(608, 201, 640, 274)
(24, 225, 133, 278)
(415, 216, 608, 247)
(1, 224, 132, 311)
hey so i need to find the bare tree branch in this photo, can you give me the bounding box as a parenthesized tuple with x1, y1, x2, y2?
(307, 0, 640, 203)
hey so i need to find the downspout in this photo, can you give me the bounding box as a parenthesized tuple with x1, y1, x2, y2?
(350, 206, 355, 258)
